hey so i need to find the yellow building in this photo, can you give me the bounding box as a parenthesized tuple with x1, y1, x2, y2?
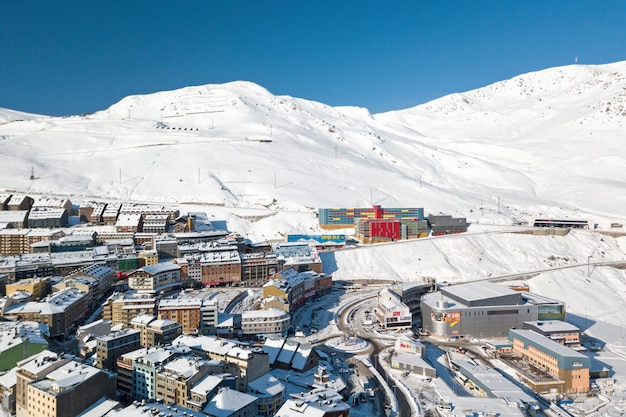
(138, 249, 159, 266)
(6, 278, 49, 301)
(102, 292, 157, 327)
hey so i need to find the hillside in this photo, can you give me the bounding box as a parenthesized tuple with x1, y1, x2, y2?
(1, 62, 625, 241)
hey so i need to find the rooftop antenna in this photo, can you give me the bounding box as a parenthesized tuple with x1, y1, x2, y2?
(30, 166, 35, 180)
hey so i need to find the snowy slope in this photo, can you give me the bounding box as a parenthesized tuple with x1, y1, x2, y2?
(1, 62, 625, 241)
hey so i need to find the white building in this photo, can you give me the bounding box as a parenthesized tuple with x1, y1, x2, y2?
(127, 263, 181, 294)
(247, 373, 284, 417)
(375, 288, 412, 329)
(241, 308, 291, 340)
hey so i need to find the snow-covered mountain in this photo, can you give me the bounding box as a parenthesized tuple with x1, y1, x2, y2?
(1, 61, 625, 239)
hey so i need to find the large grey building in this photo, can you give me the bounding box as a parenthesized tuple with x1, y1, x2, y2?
(420, 281, 565, 339)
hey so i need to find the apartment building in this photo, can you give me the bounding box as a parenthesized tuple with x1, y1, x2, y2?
(509, 328, 591, 394)
(154, 356, 213, 408)
(240, 253, 279, 287)
(202, 387, 258, 417)
(187, 373, 237, 412)
(0, 254, 55, 284)
(158, 295, 219, 335)
(78, 201, 107, 223)
(175, 249, 242, 286)
(102, 292, 157, 327)
(0, 229, 63, 256)
(24, 360, 116, 417)
(5, 277, 49, 301)
(2, 288, 88, 338)
(241, 308, 290, 340)
(138, 249, 159, 266)
(273, 242, 323, 273)
(130, 314, 182, 347)
(127, 263, 181, 294)
(115, 213, 143, 233)
(6, 195, 34, 212)
(118, 203, 179, 222)
(247, 373, 285, 417)
(102, 203, 121, 225)
(172, 334, 270, 392)
(67, 263, 116, 303)
(130, 346, 178, 401)
(15, 351, 70, 417)
(142, 214, 170, 234)
(30, 235, 94, 254)
(27, 208, 68, 228)
(95, 328, 141, 372)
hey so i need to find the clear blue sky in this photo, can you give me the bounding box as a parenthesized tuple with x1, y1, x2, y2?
(2, 1, 625, 116)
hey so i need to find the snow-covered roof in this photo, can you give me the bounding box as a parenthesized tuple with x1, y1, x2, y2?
(290, 343, 313, 371)
(242, 307, 289, 320)
(202, 387, 257, 416)
(6, 288, 86, 315)
(276, 340, 299, 365)
(0, 210, 28, 222)
(454, 359, 537, 408)
(31, 360, 101, 394)
(163, 357, 207, 379)
(247, 373, 284, 397)
(262, 337, 285, 365)
(0, 321, 48, 353)
(393, 351, 433, 368)
(28, 207, 66, 219)
(0, 367, 17, 388)
(115, 213, 142, 227)
(75, 397, 119, 417)
(173, 334, 238, 356)
(133, 262, 181, 276)
(104, 402, 204, 417)
(191, 373, 232, 396)
(524, 320, 580, 333)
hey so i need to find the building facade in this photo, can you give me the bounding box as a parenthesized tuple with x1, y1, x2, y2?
(241, 308, 291, 340)
(509, 329, 590, 394)
(127, 263, 182, 294)
(421, 281, 565, 339)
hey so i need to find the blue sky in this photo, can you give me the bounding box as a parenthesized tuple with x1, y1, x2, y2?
(2, 1, 625, 116)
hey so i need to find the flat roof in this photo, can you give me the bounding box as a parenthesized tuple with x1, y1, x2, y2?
(524, 320, 580, 333)
(443, 281, 518, 303)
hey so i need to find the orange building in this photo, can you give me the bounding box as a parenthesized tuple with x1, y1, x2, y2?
(509, 329, 590, 394)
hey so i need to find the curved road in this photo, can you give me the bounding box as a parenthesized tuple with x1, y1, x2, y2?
(337, 294, 411, 417)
